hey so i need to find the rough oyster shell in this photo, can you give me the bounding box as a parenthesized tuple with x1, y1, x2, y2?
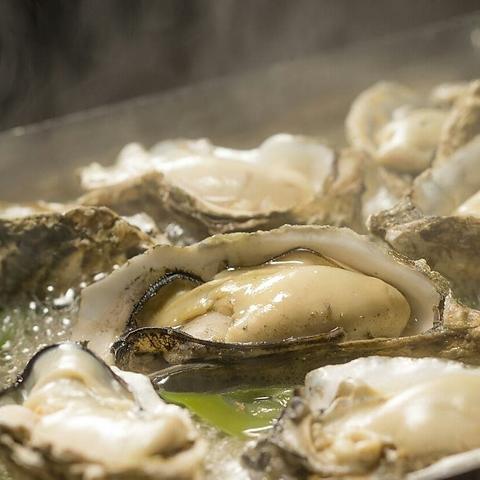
(0, 342, 204, 480)
(0, 206, 152, 302)
(70, 225, 480, 378)
(78, 136, 369, 241)
(244, 356, 480, 479)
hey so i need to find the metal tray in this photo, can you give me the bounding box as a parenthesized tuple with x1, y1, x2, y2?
(0, 13, 479, 202)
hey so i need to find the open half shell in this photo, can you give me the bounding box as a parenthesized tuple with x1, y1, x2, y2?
(244, 356, 480, 479)
(0, 342, 204, 480)
(79, 135, 369, 241)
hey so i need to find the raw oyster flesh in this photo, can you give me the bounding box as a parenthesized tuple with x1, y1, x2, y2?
(0, 342, 205, 480)
(245, 356, 480, 479)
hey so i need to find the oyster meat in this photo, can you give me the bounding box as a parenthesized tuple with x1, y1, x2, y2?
(344, 81, 451, 222)
(0, 342, 204, 480)
(245, 356, 480, 479)
(346, 81, 448, 174)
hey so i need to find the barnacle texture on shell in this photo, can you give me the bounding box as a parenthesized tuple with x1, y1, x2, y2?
(0, 343, 204, 480)
(78, 135, 370, 241)
(69, 224, 480, 377)
(0, 206, 152, 302)
(244, 356, 480, 479)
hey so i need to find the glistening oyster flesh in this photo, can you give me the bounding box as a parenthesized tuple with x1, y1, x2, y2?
(244, 356, 480, 479)
(0, 342, 205, 480)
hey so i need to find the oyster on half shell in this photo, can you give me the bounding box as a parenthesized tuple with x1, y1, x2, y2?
(79, 135, 369, 241)
(72, 225, 479, 379)
(0, 342, 205, 480)
(346, 81, 448, 174)
(346, 79, 480, 221)
(244, 356, 480, 479)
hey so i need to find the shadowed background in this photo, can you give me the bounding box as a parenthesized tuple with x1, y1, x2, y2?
(0, 0, 479, 130)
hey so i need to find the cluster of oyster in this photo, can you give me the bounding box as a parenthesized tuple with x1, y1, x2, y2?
(2, 78, 480, 480)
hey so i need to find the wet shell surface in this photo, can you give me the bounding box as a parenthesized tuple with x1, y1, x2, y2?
(244, 356, 480, 479)
(0, 342, 205, 480)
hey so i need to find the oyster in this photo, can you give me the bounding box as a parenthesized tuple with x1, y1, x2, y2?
(244, 356, 480, 479)
(70, 225, 480, 377)
(0, 342, 204, 480)
(0, 206, 152, 302)
(346, 82, 447, 174)
(79, 135, 369, 240)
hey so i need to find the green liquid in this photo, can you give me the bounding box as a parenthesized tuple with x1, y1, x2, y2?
(161, 386, 293, 438)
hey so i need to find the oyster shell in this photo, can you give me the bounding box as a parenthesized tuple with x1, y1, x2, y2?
(78, 135, 369, 240)
(0, 206, 152, 302)
(0, 342, 204, 480)
(244, 356, 480, 479)
(70, 225, 480, 377)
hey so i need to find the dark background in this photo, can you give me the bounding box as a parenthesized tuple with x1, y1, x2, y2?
(0, 0, 479, 131)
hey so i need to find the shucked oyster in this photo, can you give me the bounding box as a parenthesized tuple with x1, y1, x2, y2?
(345, 80, 480, 220)
(0, 206, 152, 302)
(245, 356, 480, 479)
(72, 225, 479, 378)
(79, 135, 368, 240)
(346, 82, 448, 174)
(0, 342, 204, 480)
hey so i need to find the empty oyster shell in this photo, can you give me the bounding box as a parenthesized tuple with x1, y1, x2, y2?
(0, 206, 152, 302)
(71, 225, 480, 377)
(78, 135, 370, 241)
(244, 356, 480, 479)
(0, 342, 204, 480)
